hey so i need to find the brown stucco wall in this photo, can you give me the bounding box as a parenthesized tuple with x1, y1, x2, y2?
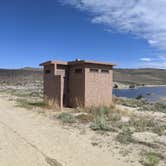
(43, 65, 64, 108)
(84, 64, 113, 107)
(43, 64, 55, 99)
(68, 64, 85, 107)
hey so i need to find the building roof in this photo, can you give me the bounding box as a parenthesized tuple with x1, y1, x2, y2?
(40, 60, 68, 66)
(68, 60, 116, 66)
(40, 60, 116, 66)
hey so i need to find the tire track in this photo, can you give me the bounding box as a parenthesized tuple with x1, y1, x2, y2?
(0, 120, 62, 166)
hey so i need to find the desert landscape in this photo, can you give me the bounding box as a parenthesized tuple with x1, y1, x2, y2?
(0, 68, 166, 166)
(1, 0, 166, 165)
(1, 68, 166, 87)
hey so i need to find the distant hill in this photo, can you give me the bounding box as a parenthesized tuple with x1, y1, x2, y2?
(114, 68, 166, 85)
(0, 68, 165, 86)
(21, 67, 43, 71)
(0, 68, 43, 86)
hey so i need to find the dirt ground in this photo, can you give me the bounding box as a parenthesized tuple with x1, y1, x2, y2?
(0, 96, 136, 166)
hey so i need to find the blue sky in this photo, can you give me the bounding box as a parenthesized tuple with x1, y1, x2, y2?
(0, 0, 166, 69)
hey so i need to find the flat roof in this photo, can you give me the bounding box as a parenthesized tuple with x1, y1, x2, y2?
(68, 60, 116, 66)
(40, 60, 68, 66)
(40, 60, 116, 66)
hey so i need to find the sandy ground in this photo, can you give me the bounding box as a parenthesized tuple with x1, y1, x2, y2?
(0, 97, 135, 166)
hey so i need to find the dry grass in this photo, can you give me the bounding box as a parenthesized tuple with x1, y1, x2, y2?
(76, 114, 94, 123)
(58, 112, 76, 123)
(116, 128, 133, 144)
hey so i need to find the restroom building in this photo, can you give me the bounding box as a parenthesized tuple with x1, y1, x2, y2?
(40, 60, 116, 108)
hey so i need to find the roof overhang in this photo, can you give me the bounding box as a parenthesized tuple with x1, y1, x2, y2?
(40, 60, 67, 66)
(40, 60, 116, 67)
(68, 60, 116, 67)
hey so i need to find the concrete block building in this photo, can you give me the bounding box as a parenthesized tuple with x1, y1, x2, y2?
(40, 60, 116, 108)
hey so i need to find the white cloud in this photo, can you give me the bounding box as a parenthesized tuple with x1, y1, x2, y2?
(140, 58, 152, 62)
(139, 55, 166, 69)
(61, 0, 166, 51)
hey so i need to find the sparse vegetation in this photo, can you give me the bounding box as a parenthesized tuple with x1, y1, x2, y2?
(140, 102, 166, 113)
(90, 116, 111, 131)
(90, 106, 112, 131)
(76, 114, 94, 123)
(116, 116, 166, 136)
(58, 112, 76, 123)
(142, 152, 162, 166)
(16, 99, 47, 109)
(113, 97, 147, 108)
(114, 97, 166, 113)
(116, 128, 133, 144)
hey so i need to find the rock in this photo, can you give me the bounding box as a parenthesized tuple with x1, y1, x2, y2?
(121, 116, 130, 123)
(156, 136, 166, 146)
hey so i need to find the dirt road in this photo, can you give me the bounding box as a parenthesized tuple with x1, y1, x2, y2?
(0, 97, 131, 166)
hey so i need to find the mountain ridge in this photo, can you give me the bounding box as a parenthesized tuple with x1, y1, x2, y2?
(0, 68, 165, 85)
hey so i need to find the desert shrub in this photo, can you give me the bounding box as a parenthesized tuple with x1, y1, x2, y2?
(90, 115, 111, 131)
(129, 117, 154, 132)
(89, 106, 110, 117)
(1, 87, 43, 100)
(115, 97, 147, 108)
(58, 112, 76, 123)
(30, 91, 43, 98)
(76, 114, 94, 123)
(90, 106, 112, 131)
(153, 102, 166, 113)
(116, 128, 133, 144)
(152, 123, 166, 136)
(128, 117, 166, 136)
(108, 112, 121, 122)
(77, 105, 122, 127)
(142, 152, 161, 166)
(114, 97, 166, 113)
(16, 99, 33, 109)
(139, 102, 166, 113)
(16, 98, 48, 109)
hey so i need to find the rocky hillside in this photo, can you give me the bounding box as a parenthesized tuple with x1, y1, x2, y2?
(114, 68, 166, 85)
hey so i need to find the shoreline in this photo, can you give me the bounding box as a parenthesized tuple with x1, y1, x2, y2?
(144, 84, 166, 87)
(113, 82, 166, 89)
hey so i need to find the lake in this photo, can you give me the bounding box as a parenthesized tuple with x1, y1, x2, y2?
(113, 86, 166, 103)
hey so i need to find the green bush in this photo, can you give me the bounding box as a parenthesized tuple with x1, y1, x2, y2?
(90, 115, 110, 131)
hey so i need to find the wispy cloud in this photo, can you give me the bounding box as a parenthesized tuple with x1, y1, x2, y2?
(61, 0, 166, 68)
(139, 55, 166, 69)
(140, 58, 152, 62)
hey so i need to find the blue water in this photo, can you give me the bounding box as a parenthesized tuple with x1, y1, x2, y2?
(113, 86, 166, 103)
